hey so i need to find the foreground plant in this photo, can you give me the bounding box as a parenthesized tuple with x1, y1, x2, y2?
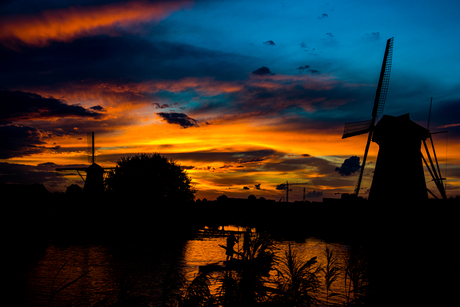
(273, 244, 321, 307)
(322, 246, 341, 306)
(343, 247, 369, 306)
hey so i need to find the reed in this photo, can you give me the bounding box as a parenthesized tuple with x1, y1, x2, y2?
(322, 246, 341, 307)
(343, 247, 369, 306)
(47, 260, 89, 307)
(159, 257, 187, 307)
(273, 243, 321, 307)
(180, 271, 214, 307)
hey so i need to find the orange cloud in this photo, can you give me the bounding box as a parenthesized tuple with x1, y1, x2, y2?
(0, 0, 193, 47)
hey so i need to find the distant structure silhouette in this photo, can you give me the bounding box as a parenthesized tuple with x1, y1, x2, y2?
(278, 181, 308, 202)
(243, 228, 251, 258)
(342, 37, 394, 197)
(226, 233, 238, 261)
(368, 114, 429, 202)
(56, 132, 114, 194)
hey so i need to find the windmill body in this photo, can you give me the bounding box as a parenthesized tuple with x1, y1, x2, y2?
(83, 162, 105, 194)
(369, 114, 429, 202)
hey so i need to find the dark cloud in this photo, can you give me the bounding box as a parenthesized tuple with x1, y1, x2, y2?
(154, 103, 172, 109)
(0, 35, 252, 88)
(164, 148, 281, 165)
(306, 190, 323, 198)
(0, 161, 81, 189)
(0, 90, 104, 123)
(0, 0, 139, 17)
(90, 105, 105, 112)
(263, 40, 276, 46)
(255, 183, 261, 190)
(0, 124, 47, 159)
(276, 183, 287, 190)
(335, 156, 361, 176)
(296, 65, 320, 75)
(243, 186, 250, 190)
(156, 112, 198, 128)
(252, 66, 273, 75)
(297, 65, 310, 70)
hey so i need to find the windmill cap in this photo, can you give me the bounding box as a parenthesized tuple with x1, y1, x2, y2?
(372, 113, 429, 144)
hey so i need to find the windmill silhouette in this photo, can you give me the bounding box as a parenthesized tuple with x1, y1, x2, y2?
(56, 132, 114, 194)
(342, 37, 394, 197)
(368, 113, 430, 202)
(367, 102, 448, 202)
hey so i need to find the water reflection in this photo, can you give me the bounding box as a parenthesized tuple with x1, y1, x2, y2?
(21, 226, 356, 306)
(184, 229, 352, 305)
(24, 245, 115, 306)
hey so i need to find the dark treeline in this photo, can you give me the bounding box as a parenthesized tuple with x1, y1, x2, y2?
(6, 182, 459, 248)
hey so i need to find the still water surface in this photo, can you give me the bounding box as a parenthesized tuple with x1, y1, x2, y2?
(21, 226, 354, 306)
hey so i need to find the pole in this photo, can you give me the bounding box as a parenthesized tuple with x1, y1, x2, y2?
(427, 97, 432, 130)
(92, 132, 95, 164)
(286, 181, 289, 203)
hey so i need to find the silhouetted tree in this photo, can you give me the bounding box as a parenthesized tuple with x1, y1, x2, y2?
(217, 194, 229, 202)
(66, 184, 83, 195)
(105, 153, 196, 203)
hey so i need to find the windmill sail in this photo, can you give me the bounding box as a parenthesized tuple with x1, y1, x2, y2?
(340, 37, 394, 196)
(372, 37, 393, 118)
(354, 37, 394, 196)
(342, 119, 372, 139)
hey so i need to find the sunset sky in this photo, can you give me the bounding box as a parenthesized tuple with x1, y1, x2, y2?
(1, 0, 459, 201)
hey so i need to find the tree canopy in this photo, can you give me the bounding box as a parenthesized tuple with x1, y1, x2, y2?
(105, 153, 196, 203)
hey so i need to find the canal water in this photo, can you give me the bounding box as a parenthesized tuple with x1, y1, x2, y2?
(17, 225, 357, 307)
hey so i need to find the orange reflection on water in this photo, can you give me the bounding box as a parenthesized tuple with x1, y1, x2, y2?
(183, 228, 352, 305)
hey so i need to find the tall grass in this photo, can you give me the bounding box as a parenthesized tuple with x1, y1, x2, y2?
(273, 243, 322, 307)
(47, 260, 89, 307)
(322, 246, 341, 307)
(343, 247, 369, 306)
(180, 271, 214, 307)
(172, 236, 372, 307)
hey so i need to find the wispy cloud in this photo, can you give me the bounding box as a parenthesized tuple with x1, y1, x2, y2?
(0, 0, 193, 47)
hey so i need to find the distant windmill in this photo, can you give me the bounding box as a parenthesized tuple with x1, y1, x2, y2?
(56, 132, 114, 194)
(342, 37, 394, 196)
